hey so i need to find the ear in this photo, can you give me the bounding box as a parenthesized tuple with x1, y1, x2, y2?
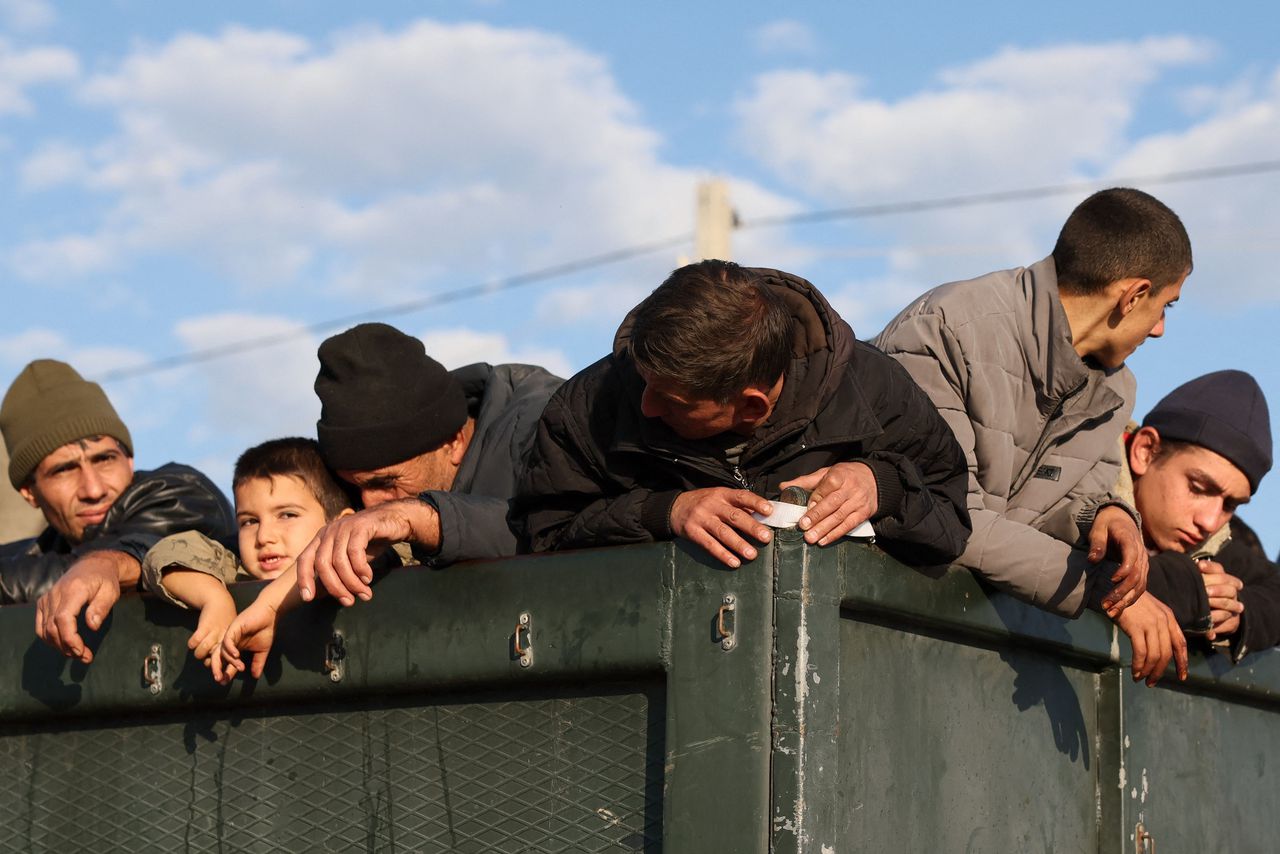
(447, 426, 469, 466)
(1129, 426, 1162, 477)
(1115, 277, 1153, 317)
(335, 507, 356, 519)
(736, 387, 773, 426)
(17, 483, 39, 509)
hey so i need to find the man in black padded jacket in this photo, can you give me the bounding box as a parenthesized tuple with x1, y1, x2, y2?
(0, 359, 232, 663)
(513, 260, 971, 569)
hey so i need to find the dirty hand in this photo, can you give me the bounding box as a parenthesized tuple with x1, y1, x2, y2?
(1114, 592, 1188, 687)
(212, 598, 279, 683)
(1198, 560, 1244, 640)
(780, 462, 878, 546)
(296, 499, 430, 605)
(1089, 505, 1149, 617)
(669, 487, 774, 568)
(34, 553, 124, 664)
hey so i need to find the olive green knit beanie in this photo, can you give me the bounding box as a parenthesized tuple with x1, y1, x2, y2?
(0, 359, 133, 488)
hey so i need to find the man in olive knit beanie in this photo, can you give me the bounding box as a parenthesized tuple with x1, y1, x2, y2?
(0, 359, 232, 664)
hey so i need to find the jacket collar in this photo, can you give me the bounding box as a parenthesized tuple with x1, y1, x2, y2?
(1020, 256, 1127, 417)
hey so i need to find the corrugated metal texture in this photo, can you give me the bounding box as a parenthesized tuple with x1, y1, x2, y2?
(0, 687, 664, 853)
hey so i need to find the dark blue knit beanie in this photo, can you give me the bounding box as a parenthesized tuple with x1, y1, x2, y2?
(1142, 369, 1273, 493)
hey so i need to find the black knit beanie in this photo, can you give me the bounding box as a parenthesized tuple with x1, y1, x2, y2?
(1143, 369, 1273, 493)
(0, 359, 133, 488)
(315, 323, 467, 472)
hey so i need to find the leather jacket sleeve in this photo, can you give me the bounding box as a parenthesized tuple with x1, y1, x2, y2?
(0, 463, 234, 605)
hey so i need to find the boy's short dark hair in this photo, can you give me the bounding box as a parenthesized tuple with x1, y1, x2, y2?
(630, 260, 792, 403)
(233, 437, 354, 520)
(1052, 187, 1192, 296)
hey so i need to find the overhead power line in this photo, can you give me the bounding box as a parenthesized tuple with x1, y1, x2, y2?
(739, 159, 1280, 229)
(96, 158, 1280, 385)
(95, 231, 692, 383)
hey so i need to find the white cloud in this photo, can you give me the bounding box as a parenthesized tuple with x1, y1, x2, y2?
(9, 21, 795, 303)
(0, 0, 54, 33)
(752, 20, 818, 56)
(421, 327, 573, 378)
(1101, 67, 1280, 301)
(172, 313, 321, 443)
(729, 36, 1253, 305)
(18, 139, 86, 189)
(734, 36, 1212, 201)
(0, 37, 77, 115)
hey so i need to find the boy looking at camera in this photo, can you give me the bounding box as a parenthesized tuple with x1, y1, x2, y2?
(141, 437, 354, 663)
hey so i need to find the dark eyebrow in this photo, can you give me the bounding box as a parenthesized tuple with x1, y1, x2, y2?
(88, 449, 121, 464)
(1186, 468, 1223, 494)
(360, 476, 397, 490)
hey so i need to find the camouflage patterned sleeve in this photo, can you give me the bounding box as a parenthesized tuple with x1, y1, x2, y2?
(140, 530, 242, 609)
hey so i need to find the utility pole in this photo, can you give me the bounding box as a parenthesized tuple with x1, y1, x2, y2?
(692, 178, 736, 262)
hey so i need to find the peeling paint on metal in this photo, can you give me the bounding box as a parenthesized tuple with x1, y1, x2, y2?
(1140, 768, 1149, 804)
(1118, 765, 1127, 790)
(822, 845, 835, 853)
(790, 552, 812, 843)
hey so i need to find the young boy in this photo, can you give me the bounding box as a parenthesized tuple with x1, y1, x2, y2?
(141, 437, 354, 664)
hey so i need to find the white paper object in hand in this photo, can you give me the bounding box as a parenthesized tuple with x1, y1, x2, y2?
(751, 500, 875, 539)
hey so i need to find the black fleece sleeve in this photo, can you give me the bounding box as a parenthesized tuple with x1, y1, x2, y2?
(1216, 537, 1280, 662)
(1145, 551, 1212, 633)
(852, 348, 972, 567)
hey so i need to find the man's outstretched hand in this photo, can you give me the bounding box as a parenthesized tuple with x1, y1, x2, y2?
(296, 499, 437, 605)
(34, 551, 134, 664)
(1114, 591, 1188, 687)
(669, 488, 773, 568)
(781, 462, 878, 546)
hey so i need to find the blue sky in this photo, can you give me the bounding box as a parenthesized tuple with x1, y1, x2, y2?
(3, 2, 1279, 546)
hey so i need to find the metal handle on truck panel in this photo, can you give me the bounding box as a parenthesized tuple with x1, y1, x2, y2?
(718, 595, 737, 651)
(325, 631, 346, 683)
(142, 644, 163, 694)
(514, 612, 533, 667)
(1135, 822, 1155, 853)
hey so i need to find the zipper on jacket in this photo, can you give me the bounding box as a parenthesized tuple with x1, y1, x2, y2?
(731, 465, 750, 489)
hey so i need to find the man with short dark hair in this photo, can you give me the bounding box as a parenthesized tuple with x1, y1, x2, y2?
(874, 187, 1193, 686)
(1124, 370, 1280, 663)
(0, 359, 233, 663)
(513, 261, 971, 570)
(292, 323, 562, 604)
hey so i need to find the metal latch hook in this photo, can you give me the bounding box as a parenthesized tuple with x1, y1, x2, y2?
(514, 612, 533, 667)
(717, 595, 737, 651)
(142, 644, 163, 694)
(324, 631, 346, 683)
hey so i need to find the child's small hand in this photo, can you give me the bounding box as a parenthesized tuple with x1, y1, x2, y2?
(189, 591, 237, 664)
(213, 599, 279, 684)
